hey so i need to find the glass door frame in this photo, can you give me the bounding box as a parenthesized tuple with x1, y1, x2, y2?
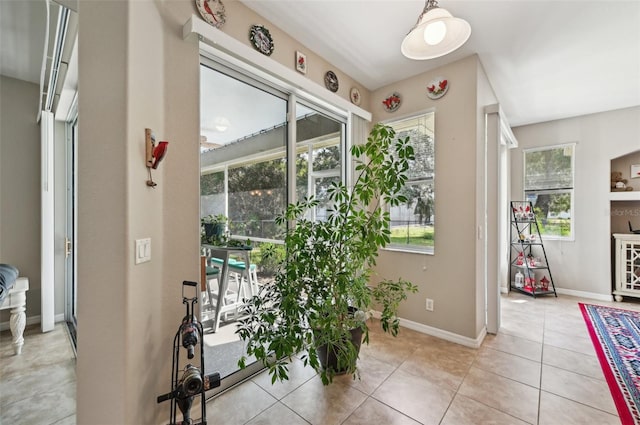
(65, 100, 78, 350)
(199, 56, 349, 397)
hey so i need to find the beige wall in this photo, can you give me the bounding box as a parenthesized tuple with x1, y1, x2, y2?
(0, 76, 42, 322)
(511, 106, 640, 297)
(371, 55, 486, 340)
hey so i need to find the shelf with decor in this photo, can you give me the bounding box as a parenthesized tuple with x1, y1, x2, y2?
(509, 201, 557, 298)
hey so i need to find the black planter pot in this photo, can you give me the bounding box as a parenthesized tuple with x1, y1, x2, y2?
(316, 325, 364, 375)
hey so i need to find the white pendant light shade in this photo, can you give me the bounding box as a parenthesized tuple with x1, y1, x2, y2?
(401, 1, 471, 60)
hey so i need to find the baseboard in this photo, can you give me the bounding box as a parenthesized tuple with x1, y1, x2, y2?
(370, 311, 486, 348)
(0, 313, 65, 332)
(554, 287, 614, 302)
(501, 285, 612, 302)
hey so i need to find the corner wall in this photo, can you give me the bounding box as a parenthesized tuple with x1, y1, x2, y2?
(76, 1, 199, 423)
(511, 106, 640, 298)
(371, 55, 484, 340)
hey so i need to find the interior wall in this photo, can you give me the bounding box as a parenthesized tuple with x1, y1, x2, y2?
(0, 76, 41, 322)
(511, 106, 640, 298)
(76, 2, 129, 423)
(371, 55, 481, 340)
(77, 1, 198, 423)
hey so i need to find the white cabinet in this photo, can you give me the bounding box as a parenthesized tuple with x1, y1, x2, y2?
(613, 233, 640, 302)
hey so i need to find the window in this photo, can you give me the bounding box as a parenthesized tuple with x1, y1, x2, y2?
(386, 112, 435, 253)
(523, 144, 575, 239)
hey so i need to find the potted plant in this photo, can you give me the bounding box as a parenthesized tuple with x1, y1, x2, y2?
(236, 123, 418, 384)
(201, 214, 228, 245)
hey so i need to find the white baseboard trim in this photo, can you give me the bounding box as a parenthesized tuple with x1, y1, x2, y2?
(0, 314, 66, 332)
(501, 285, 612, 302)
(370, 311, 486, 348)
(554, 287, 614, 302)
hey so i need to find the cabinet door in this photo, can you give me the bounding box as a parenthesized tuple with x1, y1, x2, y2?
(618, 238, 640, 292)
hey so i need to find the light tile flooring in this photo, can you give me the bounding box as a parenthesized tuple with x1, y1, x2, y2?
(0, 323, 76, 424)
(2, 293, 636, 424)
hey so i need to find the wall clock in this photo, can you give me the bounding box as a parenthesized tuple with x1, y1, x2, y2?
(195, 0, 226, 28)
(249, 25, 274, 56)
(324, 71, 339, 92)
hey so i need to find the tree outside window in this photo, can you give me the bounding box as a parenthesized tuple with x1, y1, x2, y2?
(524, 144, 575, 239)
(387, 113, 435, 253)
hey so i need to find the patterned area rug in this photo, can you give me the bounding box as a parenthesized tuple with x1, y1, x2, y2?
(580, 303, 640, 424)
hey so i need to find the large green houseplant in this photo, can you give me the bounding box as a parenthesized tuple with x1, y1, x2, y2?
(237, 123, 418, 384)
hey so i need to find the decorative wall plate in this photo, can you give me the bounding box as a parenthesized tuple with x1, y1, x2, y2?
(195, 0, 226, 28)
(249, 25, 274, 56)
(382, 92, 401, 112)
(427, 77, 449, 100)
(350, 87, 361, 106)
(324, 71, 339, 92)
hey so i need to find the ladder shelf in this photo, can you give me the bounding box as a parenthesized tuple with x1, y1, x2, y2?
(509, 201, 557, 298)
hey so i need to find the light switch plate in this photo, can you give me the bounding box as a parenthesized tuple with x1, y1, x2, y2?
(135, 238, 151, 264)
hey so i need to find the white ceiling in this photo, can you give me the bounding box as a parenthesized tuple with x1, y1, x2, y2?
(1, 1, 638, 127)
(0, 0, 49, 85)
(242, 0, 640, 126)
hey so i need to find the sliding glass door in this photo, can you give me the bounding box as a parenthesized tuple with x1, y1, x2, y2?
(199, 59, 346, 394)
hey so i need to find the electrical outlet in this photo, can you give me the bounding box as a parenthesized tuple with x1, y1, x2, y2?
(426, 298, 434, 311)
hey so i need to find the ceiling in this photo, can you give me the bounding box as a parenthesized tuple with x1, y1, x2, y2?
(1, 1, 638, 127)
(241, 0, 640, 126)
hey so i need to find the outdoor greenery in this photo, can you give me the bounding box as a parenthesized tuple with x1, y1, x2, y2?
(236, 123, 418, 385)
(200, 214, 228, 245)
(389, 225, 435, 247)
(524, 145, 573, 238)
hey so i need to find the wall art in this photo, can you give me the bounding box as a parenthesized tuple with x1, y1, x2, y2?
(324, 71, 339, 92)
(295, 51, 307, 74)
(382, 92, 401, 112)
(427, 77, 449, 100)
(249, 25, 274, 56)
(195, 0, 226, 28)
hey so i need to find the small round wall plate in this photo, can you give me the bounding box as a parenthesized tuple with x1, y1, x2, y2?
(249, 25, 274, 56)
(324, 71, 339, 92)
(350, 87, 361, 106)
(382, 92, 401, 112)
(195, 0, 226, 28)
(426, 77, 449, 100)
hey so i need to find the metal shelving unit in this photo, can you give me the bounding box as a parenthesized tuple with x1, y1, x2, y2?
(509, 201, 557, 298)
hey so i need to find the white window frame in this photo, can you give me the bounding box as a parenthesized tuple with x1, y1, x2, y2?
(523, 143, 576, 241)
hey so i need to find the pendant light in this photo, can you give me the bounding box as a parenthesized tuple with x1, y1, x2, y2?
(401, 0, 471, 60)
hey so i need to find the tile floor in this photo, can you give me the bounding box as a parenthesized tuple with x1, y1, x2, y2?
(1, 293, 634, 424)
(0, 323, 76, 424)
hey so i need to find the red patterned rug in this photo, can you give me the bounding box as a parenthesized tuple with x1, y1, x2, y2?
(580, 303, 640, 424)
